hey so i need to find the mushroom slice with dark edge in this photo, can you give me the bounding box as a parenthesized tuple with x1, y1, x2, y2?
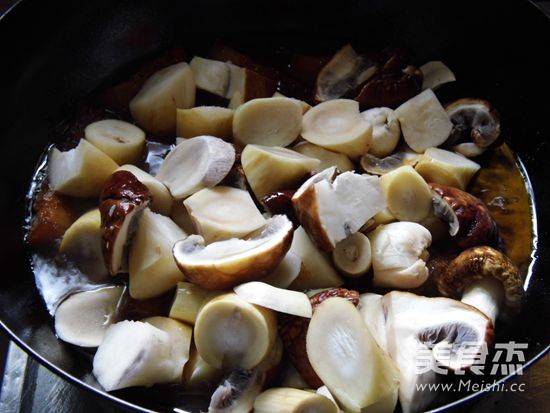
(437, 246, 524, 323)
(429, 183, 500, 249)
(431, 189, 460, 236)
(292, 167, 386, 251)
(381, 291, 494, 413)
(360, 150, 420, 176)
(173, 215, 293, 290)
(54, 286, 124, 347)
(419, 61, 456, 91)
(445, 98, 501, 148)
(99, 170, 152, 275)
(315, 44, 378, 102)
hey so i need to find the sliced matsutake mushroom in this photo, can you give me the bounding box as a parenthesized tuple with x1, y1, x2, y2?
(116, 164, 173, 216)
(59, 208, 108, 282)
(273, 91, 311, 113)
(241, 144, 320, 200)
(420, 61, 456, 91)
(452, 142, 486, 158)
(84, 119, 146, 165)
(358, 293, 387, 351)
(54, 286, 124, 347)
(394, 89, 453, 153)
(293, 142, 355, 173)
(173, 215, 293, 290)
(292, 168, 386, 251)
(99, 171, 152, 275)
(156, 136, 235, 200)
(437, 246, 524, 323)
(430, 183, 500, 249)
(92, 320, 185, 391)
(288, 226, 343, 290)
(332, 232, 372, 277)
(254, 388, 338, 413)
(360, 150, 420, 176)
(233, 97, 303, 147)
(48, 139, 119, 198)
(431, 189, 460, 236)
(129, 62, 195, 136)
(234, 281, 312, 318)
(194, 292, 277, 369)
(381, 291, 493, 413)
(260, 251, 302, 289)
(306, 297, 399, 413)
(169, 281, 210, 325)
(445, 98, 501, 148)
(128, 208, 187, 299)
(302, 99, 373, 159)
(182, 344, 225, 391)
(183, 186, 266, 243)
(361, 107, 401, 158)
(315, 44, 378, 102)
(176, 106, 234, 140)
(379, 165, 433, 222)
(190, 56, 231, 97)
(415, 147, 481, 190)
(369, 222, 432, 289)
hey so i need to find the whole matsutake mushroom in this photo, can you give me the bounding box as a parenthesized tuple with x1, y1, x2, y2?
(445, 98, 501, 149)
(437, 246, 524, 324)
(99, 170, 152, 275)
(430, 183, 500, 249)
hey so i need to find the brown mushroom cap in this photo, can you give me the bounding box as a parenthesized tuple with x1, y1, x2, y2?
(445, 98, 501, 148)
(99, 170, 152, 275)
(437, 246, 524, 317)
(429, 183, 500, 249)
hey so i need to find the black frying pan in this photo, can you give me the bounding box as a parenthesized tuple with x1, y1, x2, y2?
(1, 0, 549, 411)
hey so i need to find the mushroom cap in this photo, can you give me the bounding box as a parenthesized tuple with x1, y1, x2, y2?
(437, 246, 524, 317)
(99, 170, 152, 275)
(445, 98, 501, 148)
(172, 215, 293, 290)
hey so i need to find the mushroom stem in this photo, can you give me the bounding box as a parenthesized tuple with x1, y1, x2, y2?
(461, 277, 504, 324)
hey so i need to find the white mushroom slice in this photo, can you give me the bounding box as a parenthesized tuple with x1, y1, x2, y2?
(48, 139, 118, 198)
(452, 142, 486, 158)
(288, 226, 343, 290)
(360, 150, 421, 176)
(241, 144, 320, 199)
(143, 316, 193, 383)
(260, 251, 302, 288)
(332, 232, 372, 277)
(54, 286, 124, 348)
(420, 61, 456, 91)
(59, 209, 108, 282)
(361, 208, 396, 233)
(228, 90, 244, 109)
(92, 320, 182, 391)
(394, 89, 453, 153)
(173, 215, 293, 290)
(382, 292, 493, 413)
(169, 281, 210, 325)
(306, 297, 399, 413)
(254, 388, 338, 413)
(190, 56, 230, 97)
(156, 135, 235, 199)
(293, 168, 386, 251)
(84, 119, 146, 165)
(302, 99, 372, 159)
(361, 107, 401, 158)
(208, 369, 266, 413)
(293, 142, 354, 173)
(315, 44, 377, 102)
(176, 106, 234, 140)
(358, 293, 387, 352)
(183, 186, 266, 243)
(116, 165, 173, 215)
(233, 97, 303, 147)
(234, 281, 312, 318)
(170, 200, 198, 234)
(129, 62, 195, 136)
(128, 208, 187, 299)
(316, 386, 341, 412)
(415, 147, 481, 190)
(194, 292, 277, 369)
(183, 345, 225, 391)
(273, 91, 311, 113)
(369, 222, 432, 289)
(379, 165, 433, 222)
